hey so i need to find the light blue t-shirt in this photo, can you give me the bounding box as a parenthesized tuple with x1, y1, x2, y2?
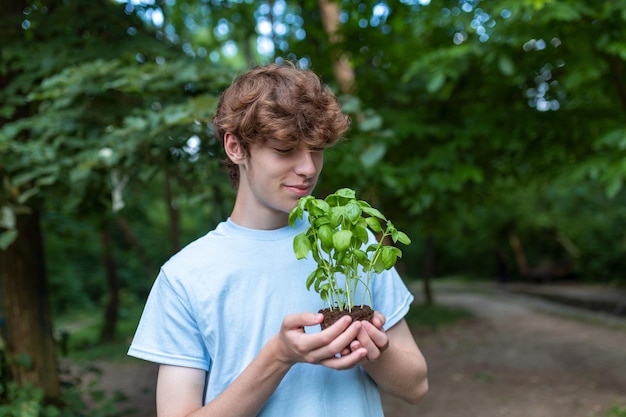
(128, 216, 414, 417)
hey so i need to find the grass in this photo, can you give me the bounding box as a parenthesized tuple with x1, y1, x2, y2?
(55, 303, 144, 363)
(404, 301, 473, 330)
(602, 405, 626, 417)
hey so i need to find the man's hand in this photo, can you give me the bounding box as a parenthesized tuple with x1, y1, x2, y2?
(344, 311, 389, 361)
(351, 314, 429, 405)
(274, 312, 368, 370)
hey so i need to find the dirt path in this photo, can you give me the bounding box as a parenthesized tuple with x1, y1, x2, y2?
(104, 286, 626, 417)
(382, 288, 626, 417)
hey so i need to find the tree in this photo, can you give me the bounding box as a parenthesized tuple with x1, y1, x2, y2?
(0, 0, 61, 399)
(310, 0, 626, 284)
(0, 1, 233, 396)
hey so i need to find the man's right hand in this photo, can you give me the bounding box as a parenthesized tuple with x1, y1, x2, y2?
(273, 312, 368, 370)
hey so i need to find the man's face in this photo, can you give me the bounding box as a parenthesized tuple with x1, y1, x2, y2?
(235, 139, 324, 228)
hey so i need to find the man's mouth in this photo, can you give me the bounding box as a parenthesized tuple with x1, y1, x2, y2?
(285, 184, 313, 196)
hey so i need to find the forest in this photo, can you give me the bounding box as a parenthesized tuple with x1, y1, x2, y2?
(1, 0, 625, 413)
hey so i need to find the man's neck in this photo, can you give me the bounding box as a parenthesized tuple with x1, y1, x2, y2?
(229, 203, 289, 230)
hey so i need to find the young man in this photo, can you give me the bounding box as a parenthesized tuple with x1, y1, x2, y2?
(128, 62, 428, 417)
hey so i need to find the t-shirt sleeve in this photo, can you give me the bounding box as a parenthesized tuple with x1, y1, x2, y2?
(127, 269, 210, 371)
(371, 266, 414, 331)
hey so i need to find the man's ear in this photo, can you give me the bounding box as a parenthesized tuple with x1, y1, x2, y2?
(224, 132, 245, 163)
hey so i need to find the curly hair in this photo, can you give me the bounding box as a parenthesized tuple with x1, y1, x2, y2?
(212, 61, 351, 188)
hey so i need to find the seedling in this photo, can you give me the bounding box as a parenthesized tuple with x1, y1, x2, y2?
(289, 188, 411, 325)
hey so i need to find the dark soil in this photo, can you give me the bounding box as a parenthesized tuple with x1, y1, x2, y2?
(319, 305, 374, 329)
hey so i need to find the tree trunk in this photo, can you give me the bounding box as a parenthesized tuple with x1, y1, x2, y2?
(0, 209, 60, 399)
(98, 223, 120, 343)
(508, 232, 529, 277)
(0, 0, 60, 400)
(318, 0, 355, 94)
(422, 235, 435, 305)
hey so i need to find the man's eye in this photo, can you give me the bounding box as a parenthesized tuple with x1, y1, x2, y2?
(310, 147, 324, 153)
(274, 148, 293, 154)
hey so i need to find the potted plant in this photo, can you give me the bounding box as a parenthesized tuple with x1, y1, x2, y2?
(288, 188, 411, 329)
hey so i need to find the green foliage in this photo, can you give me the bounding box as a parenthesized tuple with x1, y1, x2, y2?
(404, 302, 473, 331)
(0, 340, 122, 417)
(0, 383, 56, 417)
(0, 0, 233, 248)
(54, 295, 145, 362)
(289, 188, 411, 310)
(0, 377, 127, 417)
(312, 0, 626, 285)
(602, 405, 626, 417)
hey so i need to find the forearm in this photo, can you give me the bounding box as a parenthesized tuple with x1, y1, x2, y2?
(197, 339, 290, 416)
(159, 336, 292, 417)
(360, 320, 428, 404)
(158, 313, 367, 417)
(361, 343, 428, 404)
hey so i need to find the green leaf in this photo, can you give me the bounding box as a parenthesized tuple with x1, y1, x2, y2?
(310, 198, 330, 217)
(320, 286, 329, 303)
(334, 188, 356, 199)
(0, 230, 18, 250)
(298, 195, 315, 212)
(36, 175, 57, 187)
(365, 243, 379, 253)
(312, 216, 331, 227)
(352, 225, 369, 245)
(333, 230, 353, 252)
(344, 201, 362, 223)
(293, 233, 311, 259)
(392, 230, 411, 245)
(362, 206, 385, 220)
(365, 216, 382, 233)
(543, 2, 583, 21)
(352, 249, 369, 264)
(330, 207, 344, 228)
(318, 224, 334, 253)
(0, 207, 16, 229)
(340, 94, 362, 113)
(605, 178, 623, 199)
(17, 187, 40, 204)
(497, 55, 515, 76)
(305, 270, 318, 291)
(595, 128, 626, 150)
(381, 246, 402, 269)
(426, 72, 446, 93)
(372, 254, 386, 274)
(360, 143, 387, 168)
(358, 109, 383, 132)
(288, 206, 301, 227)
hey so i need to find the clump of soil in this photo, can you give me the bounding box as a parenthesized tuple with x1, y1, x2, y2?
(319, 305, 374, 330)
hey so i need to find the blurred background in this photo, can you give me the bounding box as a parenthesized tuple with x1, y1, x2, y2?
(1, 0, 625, 415)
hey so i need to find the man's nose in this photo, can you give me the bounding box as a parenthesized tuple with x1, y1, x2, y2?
(294, 149, 317, 177)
